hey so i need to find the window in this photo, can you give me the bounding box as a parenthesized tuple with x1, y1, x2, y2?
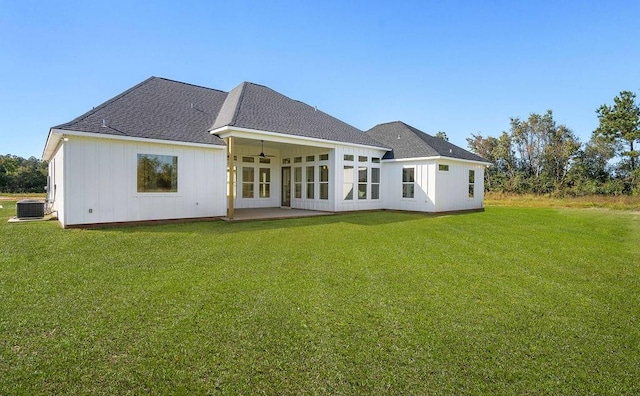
(137, 154, 178, 193)
(294, 157, 302, 163)
(468, 169, 475, 198)
(242, 167, 254, 198)
(306, 155, 315, 162)
(320, 165, 329, 200)
(282, 158, 291, 164)
(344, 154, 354, 161)
(372, 157, 380, 164)
(438, 164, 449, 171)
(343, 166, 354, 200)
(259, 168, 270, 198)
(402, 167, 415, 198)
(259, 157, 270, 164)
(294, 167, 302, 198)
(371, 167, 380, 199)
(306, 166, 315, 199)
(319, 153, 329, 161)
(242, 156, 255, 163)
(358, 156, 367, 162)
(358, 166, 367, 199)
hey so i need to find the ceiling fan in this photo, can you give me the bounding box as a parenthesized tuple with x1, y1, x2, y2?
(252, 140, 277, 158)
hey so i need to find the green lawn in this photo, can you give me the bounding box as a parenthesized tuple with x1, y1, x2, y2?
(1, 202, 639, 394)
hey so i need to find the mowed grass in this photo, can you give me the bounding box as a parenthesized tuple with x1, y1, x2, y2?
(1, 202, 639, 394)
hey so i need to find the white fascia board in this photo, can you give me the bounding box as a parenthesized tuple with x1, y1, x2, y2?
(43, 128, 226, 160)
(211, 126, 390, 152)
(42, 129, 59, 161)
(382, 156, 491, 166)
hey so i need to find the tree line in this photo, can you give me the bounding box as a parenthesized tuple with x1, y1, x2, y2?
(466, 90, 640, 196)
(0, 155, 48, 193)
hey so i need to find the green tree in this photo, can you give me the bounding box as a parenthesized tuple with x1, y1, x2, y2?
(434, 131, 449, 141)
(0, 155, 48, 193)
(544, 124, 581, 188)
(594, 91, 640, 171)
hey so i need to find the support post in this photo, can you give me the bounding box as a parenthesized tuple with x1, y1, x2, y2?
(227, 136, 235, 220)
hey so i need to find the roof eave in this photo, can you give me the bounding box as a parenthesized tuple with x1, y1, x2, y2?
(43, 128, 225, 160)
(212, 126, 391, 151)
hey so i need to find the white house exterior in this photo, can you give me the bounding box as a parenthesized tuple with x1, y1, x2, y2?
(42, 77, 489, 228)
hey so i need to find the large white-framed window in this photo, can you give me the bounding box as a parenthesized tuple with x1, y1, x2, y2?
(371, 167, 380, 200)
(306, 166, 315, 199)
(294, 167, 302, 199)
(358, 166, 367, 199)
(468, 169, 475, 198)
(320, 165, 329, 200)
(402, 167, 415, 199)
(259, 168, 270, 198)
(242, 167, 254, 198)
(343, 165, 354, 200)
(137, 154, 178, 193)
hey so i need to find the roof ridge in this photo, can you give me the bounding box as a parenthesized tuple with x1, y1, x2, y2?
(155, 77, 228, 94)
(229, 82, 248, 126)
(242, 81, 270, 89)
(55, 77, 158, 128)
(368, 120, 406, 130)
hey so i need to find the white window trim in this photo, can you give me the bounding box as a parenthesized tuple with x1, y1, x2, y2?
(402, 166, 416, 200)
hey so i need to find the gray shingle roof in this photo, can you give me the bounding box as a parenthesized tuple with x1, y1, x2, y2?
(55, 77, 228, 146)
(210, 82, 387, 148)
(366, 121, 488, 162)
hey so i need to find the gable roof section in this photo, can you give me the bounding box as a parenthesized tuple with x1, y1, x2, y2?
(54, 77, 227, 146)
(210, 82, 387, 148)
(366, 121, 488, 162)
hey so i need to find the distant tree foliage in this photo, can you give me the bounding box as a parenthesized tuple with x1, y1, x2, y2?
(467, 100, 640, 196)
(434, 131, 449, 141)
(0, 155, 48, 193)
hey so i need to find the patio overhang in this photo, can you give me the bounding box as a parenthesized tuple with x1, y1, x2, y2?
(211, 125, 390, 151)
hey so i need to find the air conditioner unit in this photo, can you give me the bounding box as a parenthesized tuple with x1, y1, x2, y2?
(16, 200, 45, 219)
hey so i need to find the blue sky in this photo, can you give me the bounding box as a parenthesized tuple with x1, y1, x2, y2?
(1, 0, 639, 158)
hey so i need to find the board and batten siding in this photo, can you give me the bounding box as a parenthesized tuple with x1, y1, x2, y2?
(381, 159, 485, 213)
(58, 135, 226, 226)
(432, 160, 485, 212)
(380, 161, 435, 212)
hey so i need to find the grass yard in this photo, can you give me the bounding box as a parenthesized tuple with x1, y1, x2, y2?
(1, 201, 639, 394)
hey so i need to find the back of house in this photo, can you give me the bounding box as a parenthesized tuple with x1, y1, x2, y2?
(42, 77, 489, 228)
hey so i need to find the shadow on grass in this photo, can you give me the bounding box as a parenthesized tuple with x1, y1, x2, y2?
(1, 198, 484, 234)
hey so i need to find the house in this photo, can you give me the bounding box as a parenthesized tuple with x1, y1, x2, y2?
(42, 77, 489, 228)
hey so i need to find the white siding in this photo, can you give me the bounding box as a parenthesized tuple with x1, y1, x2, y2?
(380, 161, 434, 212)
(60, 135, 226, 226)
(381, 159, 485, 213)
(48, 143, 66, 226)
(433, 160, 485, 212)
